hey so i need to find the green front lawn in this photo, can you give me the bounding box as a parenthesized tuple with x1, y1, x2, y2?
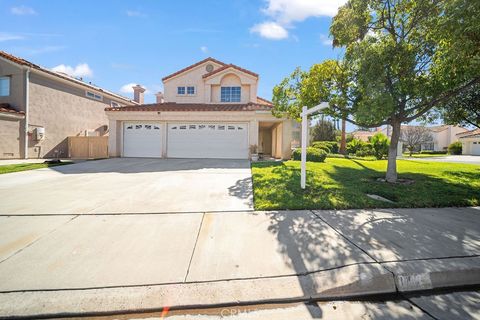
(252, 159, 480, 210)
(0, 162, 71, 174)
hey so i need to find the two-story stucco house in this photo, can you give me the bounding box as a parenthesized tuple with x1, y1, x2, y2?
(106, 58, 295, 159)
(0, 51, 135, 159)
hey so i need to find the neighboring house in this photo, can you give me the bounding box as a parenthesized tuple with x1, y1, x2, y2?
(351, 130, 377, 142)
(457, 129, 480, 155)
(0, 51, 135, 159)
(106, 57, 295, 159)
(381, 124, 467, 152)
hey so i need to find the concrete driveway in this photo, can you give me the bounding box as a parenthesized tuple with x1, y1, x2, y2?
(401, 155, 480, 164)
(0, 158, 253, 214)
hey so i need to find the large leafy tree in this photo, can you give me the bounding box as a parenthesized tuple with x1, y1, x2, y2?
(440, 83, 480, 129)
(327, 0, 480, 182)
(272, 60, 350, 153)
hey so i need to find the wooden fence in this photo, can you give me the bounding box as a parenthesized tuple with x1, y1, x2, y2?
(68, 136, 108, 159)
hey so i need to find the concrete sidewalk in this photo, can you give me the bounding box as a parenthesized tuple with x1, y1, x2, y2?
(0, 207, 479, 318)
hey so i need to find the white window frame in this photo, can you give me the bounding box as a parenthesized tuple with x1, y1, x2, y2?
(186, 86, 196, 96)
(111, 101, 121, 108)
(0, 76, 11, 97)
(177, 86, 186, 95)
(221, 86, 241, 103)
(86, 90, 103, 101)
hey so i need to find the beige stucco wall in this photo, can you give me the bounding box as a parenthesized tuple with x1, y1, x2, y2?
(27, 72, 127, 158)
(163, 61, 258, 104)
(106, 111, 292, 159)
(163, 61, 224, 103)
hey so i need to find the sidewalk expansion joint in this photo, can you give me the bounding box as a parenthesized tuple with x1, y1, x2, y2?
(0, 215, 80, 265)
(183, 212, 205, 282)
(309, 210, 399, 292)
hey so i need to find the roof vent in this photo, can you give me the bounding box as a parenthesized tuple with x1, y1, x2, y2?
(206, 64, 214, 72)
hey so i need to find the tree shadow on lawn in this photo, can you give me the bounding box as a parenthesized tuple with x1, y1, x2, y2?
(252, 161, 480, 210)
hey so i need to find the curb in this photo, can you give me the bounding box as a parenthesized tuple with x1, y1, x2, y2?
(0, 263, 394, 319)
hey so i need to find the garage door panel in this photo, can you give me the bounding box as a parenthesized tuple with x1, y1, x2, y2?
(123, 123, 163, 158)
(472, 141, 480, 155)
(167, 123, 248, 159)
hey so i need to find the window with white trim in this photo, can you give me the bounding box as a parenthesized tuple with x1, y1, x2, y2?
(86, 91, 103, 101)
(111, 101, 120, 108)
(0, 76, 11, 97)
(221, 86, 241, 102)
(177, 86, 186, 95)
(187, 86, 195, 95)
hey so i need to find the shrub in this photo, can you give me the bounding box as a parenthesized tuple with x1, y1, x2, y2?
(355, 143, 374, 157)
(448, 141, 462, 155)
(346, 139, 365, 155)
(292, 147, 327, 162)
(311, 141, 339, 154)
(370, 133, 390, 160)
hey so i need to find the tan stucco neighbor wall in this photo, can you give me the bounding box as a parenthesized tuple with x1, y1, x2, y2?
(106, 111, 292, 160)
(26, 73, 121, 158)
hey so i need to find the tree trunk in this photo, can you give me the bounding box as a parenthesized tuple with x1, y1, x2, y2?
(340, 117, 347, 154)
(386, 120, 401, 183)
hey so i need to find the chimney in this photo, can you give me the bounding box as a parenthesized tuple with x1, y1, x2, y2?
(132, 85, 146, 104)
(155, 91, 165, 104)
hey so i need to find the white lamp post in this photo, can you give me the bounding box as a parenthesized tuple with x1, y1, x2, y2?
(300, 102, 329, 189)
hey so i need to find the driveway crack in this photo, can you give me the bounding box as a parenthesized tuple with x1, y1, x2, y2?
(183, 212, 205, 282)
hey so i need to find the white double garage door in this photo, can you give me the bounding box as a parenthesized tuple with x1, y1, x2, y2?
(123, 122, 249, 159)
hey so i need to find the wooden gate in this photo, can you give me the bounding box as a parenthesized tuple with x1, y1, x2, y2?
(68, 136, 108, 159)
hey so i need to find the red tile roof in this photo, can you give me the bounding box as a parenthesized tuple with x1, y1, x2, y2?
(457, 128, 480, 138)
(161, 57, 227, 82)
(202, 63, 259, 79)
(0, 51, 135, 104)
(105, 102, 273, 112)
(0, 103, 25, 116)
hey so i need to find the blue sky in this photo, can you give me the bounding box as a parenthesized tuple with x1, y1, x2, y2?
(1, 1, 350, 116)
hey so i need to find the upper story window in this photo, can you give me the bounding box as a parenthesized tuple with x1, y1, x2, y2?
(86, 91, 103, 101)
(0, 76, 11, 97)
(111, 101, 121, 108)
(221, 86, 241, 102)
(177, 86, 195, 95)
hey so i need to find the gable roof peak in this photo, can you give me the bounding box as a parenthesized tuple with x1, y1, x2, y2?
(161, 57, 227, 82)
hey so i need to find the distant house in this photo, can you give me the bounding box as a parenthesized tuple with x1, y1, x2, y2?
(457, 129, 480, 155)
(391, 125, 468, 152)
(0, 51, 135, 159)
(351, 125, 468, 154)
(106, 57, 296, 159)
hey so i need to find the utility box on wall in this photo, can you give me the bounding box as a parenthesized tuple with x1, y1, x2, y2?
(35, 127, 45, 141)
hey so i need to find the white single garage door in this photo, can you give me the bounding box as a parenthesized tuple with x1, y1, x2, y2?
(123, 122, 163, 158)
(167, 123, 248, 159)
(472, 141, 480, 155)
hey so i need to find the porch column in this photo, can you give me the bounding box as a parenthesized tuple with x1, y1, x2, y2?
(108, 119, 117, 157)
(250, 120, 259, 149)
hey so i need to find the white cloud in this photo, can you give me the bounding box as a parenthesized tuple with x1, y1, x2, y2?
(120, 83, 150, 94)
(0, 32, 24, 41)
(319, 34, 332, 46)
(250, 22, 288, 40)
(52, 63, 93, 78)
(251, 0, 347, 40)
(126, 10, 146, 17)
(200, 46, 208, 53)
(11, 5, 37, 15)
(263, 0, 347, 24)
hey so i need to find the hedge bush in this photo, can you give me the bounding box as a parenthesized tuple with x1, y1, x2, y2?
(346, 139, 365, 155)
(292, 147, 327, 162)
(311, 141, 339, 154)
(448, 141, 462, 155)
(355, 144, 374, 157)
